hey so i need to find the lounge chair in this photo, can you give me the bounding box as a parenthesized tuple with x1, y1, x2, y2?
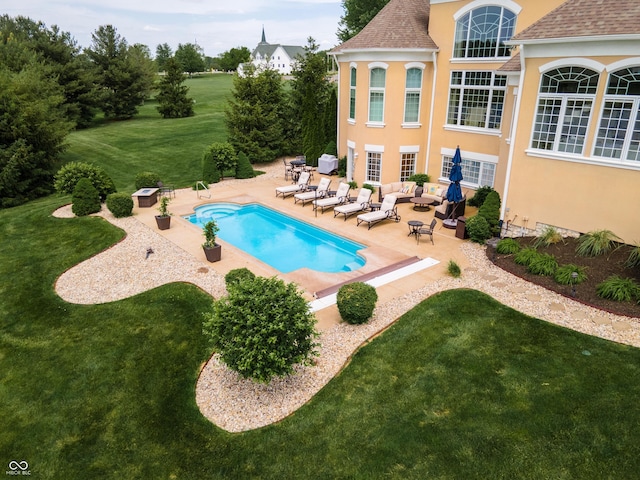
(294, 177, 331, 206)
(275, 171, 310, 199)
(333, 188, 372, 221)
(313, 182, 350, 214)
(356, 194, 401, 229)
(416, 218, 437, 244)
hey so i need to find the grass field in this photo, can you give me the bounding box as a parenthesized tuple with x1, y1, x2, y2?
(60, 74, 235, 192)
(2, 75, 640, 479)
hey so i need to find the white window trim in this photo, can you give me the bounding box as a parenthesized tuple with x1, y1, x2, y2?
(439, 147, 498, 188)
(367, 63, 387, 126)
(453, 0, 522, 20)
(349, 65, 357, 121)
(446, 71, 507, 131)
(403, 65, 424, 126)
(365, 148, 384, 185)
(539, 58, 605, 74)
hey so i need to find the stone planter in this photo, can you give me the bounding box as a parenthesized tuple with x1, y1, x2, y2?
(155, 215, 171, 230)
(203, 244, 222, 262)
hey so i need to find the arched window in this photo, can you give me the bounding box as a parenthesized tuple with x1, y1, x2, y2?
(594, 67, 640, 162)
(404, 67, 423, 124)
(368, 67, 386, 124)
(349, 67, 357, 120)
(531, 66, 599, 154)
(454, 6, 516, 58)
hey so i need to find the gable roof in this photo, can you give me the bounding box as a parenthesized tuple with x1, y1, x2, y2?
(332, 0, 437, 53)
(512, 0, 640, 42)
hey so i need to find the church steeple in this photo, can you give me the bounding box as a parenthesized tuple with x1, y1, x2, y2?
(261, 25, 267, 44)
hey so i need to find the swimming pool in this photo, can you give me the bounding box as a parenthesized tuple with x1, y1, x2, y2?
(184, 203, 366, 273)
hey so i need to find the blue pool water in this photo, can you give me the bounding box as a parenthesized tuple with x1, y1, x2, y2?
(184, 203, 366, 273)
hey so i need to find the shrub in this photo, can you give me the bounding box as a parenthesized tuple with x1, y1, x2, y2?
(324, 140, 337, 157)
(527, 253, 558, 276)
(554, 264, 588, 285)
(54, 162, 116, 201)
(202, 276, 319, 384)
(71, 178, 101, 216)
(362, 183, 376, 193)
(407, 173, 430, 187)
(467, 186, 495, 208)
(336, 282, 378, 325)
(447, 260, 461, 278)
(106, 192, 134, 218)
(514, 247, 539, 267)
(533, 226, 563, 248)
(596, 275, 640, 302)
(496, 238, 521, 254)
(224, 268, 256, 288)
(576, 230, 622, 257)
(134, 172, 162, 190)
(337, 156, 347, 177)
(203, 142, 236, 181)
(477, 190, 501, 235)
(465, 215, 492, 244)
(625, 244, 640, 269)
(235, 151, 255, 179)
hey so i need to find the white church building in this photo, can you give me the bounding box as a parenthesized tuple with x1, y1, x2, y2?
(239, 28, 305, 76)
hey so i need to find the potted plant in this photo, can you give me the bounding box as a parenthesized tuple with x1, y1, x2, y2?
(202, 219, 221, 262)
(155, 196, 171, 230)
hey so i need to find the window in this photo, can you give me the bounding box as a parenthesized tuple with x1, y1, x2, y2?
(447, 71, 506, 129)
(349, 67, 357, 120)
(531, 67, 599, 154)
(366, 152, 382, 183)
(593, 67, 640, 163)
(454, 6, 516, 59)
(441, 155, 495, 188)
(404, 68, 422, 123)
(368, 67, 386, 123)
(400, 153, 416, 181)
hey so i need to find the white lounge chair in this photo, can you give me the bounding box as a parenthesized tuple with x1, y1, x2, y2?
(313, 182, 350, 214)
(356, 194, 401, 229)
(275, 171, 310, 199)
(333, 188, 372, 221)
(294, 177, 331, 206)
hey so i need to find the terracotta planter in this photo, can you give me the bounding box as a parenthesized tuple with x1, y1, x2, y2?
(203, 244, 222, 262)
(155, 215, 171, 230)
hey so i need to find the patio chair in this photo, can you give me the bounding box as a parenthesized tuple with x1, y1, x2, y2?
(313, 182, 350, 214)
(157, 181, 175, 198)
(416, 218, 437, 244)
(294, 177, 331, 206)
(333, 188, 372, 221)
(356, 194, 401, 230)
(283, 158, 293, 181)
(275, 171, 310, 199)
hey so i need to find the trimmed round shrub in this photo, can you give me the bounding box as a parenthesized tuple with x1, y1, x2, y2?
(54, 162, 116, 201)
(202, 276, 319, 384)
(478, 190, 501, 235)
(554, 264, 588, 285)
(224, 267, 256, 288)
(467, 186, 495, 208)
(72, 178, 101, 216)
(514, 247, 540, 267)
(336, 282, 378, 325)
(407, 173, 430, 186)
(235, 151, 255, 179)
(527, 253, 558, 276)
(465, 215, 492, 244)
(134, 171, 162, 190)
(106, 192, 134, 218)
(496, 238, 521, 254)
(596, 275, 640, 302)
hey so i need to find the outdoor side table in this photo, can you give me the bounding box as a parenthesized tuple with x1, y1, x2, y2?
(408, 220, 424, 237)
(131, 188, 159, 208)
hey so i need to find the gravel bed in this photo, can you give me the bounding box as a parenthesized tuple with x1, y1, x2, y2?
(52, 163, 640, 433)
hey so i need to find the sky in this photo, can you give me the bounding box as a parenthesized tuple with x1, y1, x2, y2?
(4, 0, 344, 57)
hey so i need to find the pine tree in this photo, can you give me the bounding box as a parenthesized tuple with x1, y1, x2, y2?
(235, 151, 254, 179)
(156, 57, 194, 118)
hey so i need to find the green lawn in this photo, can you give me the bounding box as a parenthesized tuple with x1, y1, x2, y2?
(60, 74, 235, 192)
(2, 196, 640, 479)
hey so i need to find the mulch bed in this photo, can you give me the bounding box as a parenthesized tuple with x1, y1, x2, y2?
(488, 236, 640, 319)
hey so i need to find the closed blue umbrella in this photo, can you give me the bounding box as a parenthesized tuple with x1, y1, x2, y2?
(446, 146, 464, 203)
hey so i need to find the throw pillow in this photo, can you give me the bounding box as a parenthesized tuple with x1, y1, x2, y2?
(428, 185, 438, 195)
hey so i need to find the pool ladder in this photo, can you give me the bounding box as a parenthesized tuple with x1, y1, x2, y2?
(196, 181, 211, 199)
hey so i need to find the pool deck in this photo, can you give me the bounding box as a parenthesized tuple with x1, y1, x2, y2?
(131, 166, 475, 331)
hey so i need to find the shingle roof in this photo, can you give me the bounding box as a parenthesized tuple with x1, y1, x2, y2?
(331, 0, 437, 53)
(512, 0, 640, 42)
(497, 53, 521, 72)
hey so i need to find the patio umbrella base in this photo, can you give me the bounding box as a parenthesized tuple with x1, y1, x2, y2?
(443, 219, 458, 229)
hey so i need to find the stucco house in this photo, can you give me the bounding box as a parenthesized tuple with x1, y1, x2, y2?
(330, 0, 640, 243)
(240, 28, 305, 76)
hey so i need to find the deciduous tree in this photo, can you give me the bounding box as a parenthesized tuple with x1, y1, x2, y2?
(175, 42, 205, 76)
(337, 0, 390, 42)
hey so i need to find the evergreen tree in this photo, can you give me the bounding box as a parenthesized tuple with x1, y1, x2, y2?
(478, 190, 501, 235)
(155, 43, 172, 72)
(225, 65, 286, 163)
(156, 57, 194, 118)
(71, 177, 101, 216)
(235, 151, 255, 179)
(290, 38, 333, 166)
(85, 25, 149, 119)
